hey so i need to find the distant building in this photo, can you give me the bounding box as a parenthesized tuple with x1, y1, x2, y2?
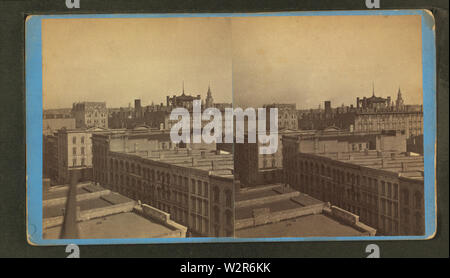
(43, 108, 76, 136)
(264, 103, 298, 130)
(108, 84, 230, 130)
(42, 182, 187, 239)
(205, 85, 214, 108)
(166, 83, 201, 110)
(72, 102, 108, 129)
(91, 129, 235, 237)
(298, 88, 423, 139)
(282, 141, 425, 236)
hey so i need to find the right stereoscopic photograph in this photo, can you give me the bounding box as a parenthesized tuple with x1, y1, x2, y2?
(232, 14, 431, 239)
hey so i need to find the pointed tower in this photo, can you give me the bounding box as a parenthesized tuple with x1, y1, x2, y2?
(205, 84, 214, 108)
(396, 87, 404, 110)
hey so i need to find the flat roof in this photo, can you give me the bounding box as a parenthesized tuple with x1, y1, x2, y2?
(43, 184, 106, 200)
(43, 196, 114, 218)
(312, 150, 424, 181)
(116, 148, 235, 178)
(236, 199, 304, 220)
(43, 182, 184, 239)
(235, 214, 366, 238)
(43, 212, 175, 239)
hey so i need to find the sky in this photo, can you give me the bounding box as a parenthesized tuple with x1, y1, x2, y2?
(42, 14, 423, 110)
(232, 15, 423, 108)
(42, 17, 233, 109)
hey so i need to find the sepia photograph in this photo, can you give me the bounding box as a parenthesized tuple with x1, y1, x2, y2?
(33, 11, 432, 242)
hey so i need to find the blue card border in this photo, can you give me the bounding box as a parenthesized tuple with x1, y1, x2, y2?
(26, 10, 437, 246)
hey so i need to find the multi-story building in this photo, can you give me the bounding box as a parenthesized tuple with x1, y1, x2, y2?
(166, 85, 202, 110)
(282, 140, 425, 236)
(264, 103, 298, 130)
(72, 102, 108, 129)
(235, 129, 406, 186)
(91, 129, 235, 237)
(56, 127, 116, 183)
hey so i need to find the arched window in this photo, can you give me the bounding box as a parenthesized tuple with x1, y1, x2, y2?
(225, 190, 232, 207)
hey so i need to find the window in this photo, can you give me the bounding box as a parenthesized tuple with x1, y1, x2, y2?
(387, 182, 392, 198)
(72, 136, 76, 144)
(204, 182, 209, 197)
(72, 147, 77, 155)
(393, 184, 398, 200)
(197, 181, 202, 196)
(81, 136, 85, 144)
(81, 147, 85, 155)
(81, 158, 85, 166)
(72, 158, 77, 166)
(213, 187, 220, 203)
(191, 179, 196, 193)
(225, 190, 232, 207)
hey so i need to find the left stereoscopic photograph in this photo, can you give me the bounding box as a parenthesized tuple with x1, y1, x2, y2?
(33, 16, 234, 242)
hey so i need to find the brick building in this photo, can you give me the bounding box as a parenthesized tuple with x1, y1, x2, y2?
(91, 129, 235, 237)
(282, 144, 425, 236)
(72, 102, 108, 129)
(235, 129, 406, 187)
(55, 127, 115, 184)
(264, 103, 298, 130)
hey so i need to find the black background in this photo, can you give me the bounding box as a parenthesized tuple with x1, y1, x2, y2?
(0, 0, 448, 258)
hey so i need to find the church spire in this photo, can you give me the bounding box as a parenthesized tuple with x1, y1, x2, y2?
(182, 81, 185, 95)
(205, 83, 214, 108)
(372, 82, 375, 97)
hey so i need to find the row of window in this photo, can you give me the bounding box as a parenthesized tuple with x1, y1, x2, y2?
(72, 146, 86, 155)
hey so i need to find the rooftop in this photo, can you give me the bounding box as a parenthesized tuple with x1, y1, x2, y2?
(43, 182, 187, 239)
(116, 148, 234, 179)
(235, 214, 367, 238)
(235, 184, 374, 238)
(44, 212, 176, 239)
(312, 150, 424, 181)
